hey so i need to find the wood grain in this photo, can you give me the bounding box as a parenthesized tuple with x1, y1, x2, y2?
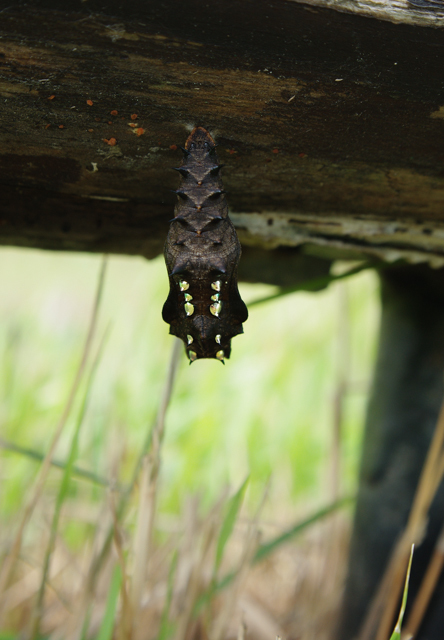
(0, 0, 443, 264)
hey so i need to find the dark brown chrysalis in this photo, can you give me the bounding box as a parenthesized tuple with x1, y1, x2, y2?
(162, 126, 248, 363)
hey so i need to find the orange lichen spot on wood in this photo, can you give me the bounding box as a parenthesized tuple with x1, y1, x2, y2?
(272, 148, 279, 154)
(87, 99, 94, 106)
(103, 138, 117, 146)
(170, 144, 177, 151)
(110, 110, 118, 116)
(227, 148, 237, 155)
(135, 128, 145, 136)
(45, 124, 51, 129)
(131, 113, 138, 120)
(94, 117, 101, 122)
(128, 122, 137, 128)
(58, 125, 64, 129)
(298, 152, 307, 158)
(88, 128, 94, 132)
(48, 94, 55, 100)
(108, 121, 112, 125)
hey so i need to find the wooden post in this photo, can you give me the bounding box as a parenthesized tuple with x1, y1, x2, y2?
(336, 265, 444, 639)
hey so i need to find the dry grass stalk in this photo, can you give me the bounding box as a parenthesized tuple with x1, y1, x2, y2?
(0, 290, 358, 640)
(330, 281, 350, 504)
(2, 553, 71, 618)
(110, 489, 133, 640)
(131, 455, 153, 614)
(237, 616, 247, 640)
(131, 338, 182, 634)
(359, 395, 444, 640)
(210, 528, 261, 640)
(210, 484, 268, 640)
(0, 257, 107, 621)
(66, 337, 182, 640)
(63, 504, 115, 640)
(135, 336, 182, 486)
(32, 324, 111, 640)
(173, 509, 219, 640)
(238, 592, 285, 640)
(0, 484, 351, 640)
(402, 522, 444, 638)
(327, 282, 350, 590)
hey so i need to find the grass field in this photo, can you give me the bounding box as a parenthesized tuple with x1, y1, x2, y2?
(0, 248, 380, 640)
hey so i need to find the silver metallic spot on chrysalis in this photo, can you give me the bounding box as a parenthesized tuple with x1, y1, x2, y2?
(211, 281, 221, 292)
(210, 302, 222, 317)
(187, 334, 193, 345)
(184, 293, 193, 302)
(179, 280, 189, 291)
(184, 302, 194, 316)
(215, 334, 221, 344)
(189, 350, 197, 362)
(216, 350, 225, 362)
(211, 293, 220, 302)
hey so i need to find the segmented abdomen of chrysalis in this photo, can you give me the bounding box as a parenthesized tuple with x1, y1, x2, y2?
(162, 126, 248, 363)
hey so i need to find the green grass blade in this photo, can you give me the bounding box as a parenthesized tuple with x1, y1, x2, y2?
(0, 437, 118, 489)
(95, 564, 122, 640)
(79, 607, 92, 640)
(195, 494, 355, 611)
(389, 544, 415, 640)
(248, 261, 376, 307)
(214, 477, 249, 576)
(193, 479, 249, 617)
(254, 495, 354, 562)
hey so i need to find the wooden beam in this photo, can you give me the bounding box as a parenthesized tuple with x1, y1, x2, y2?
(1, 0, 444, 263)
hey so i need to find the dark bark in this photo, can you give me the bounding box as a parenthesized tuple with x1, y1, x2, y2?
(337, 265, 444, 640)
(0, 1, 444, 262)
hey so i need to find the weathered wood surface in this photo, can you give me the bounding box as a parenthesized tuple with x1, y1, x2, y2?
(299, 0, 444, 26)
(337, 265, 444, 640)
(1, 0, 444, 266)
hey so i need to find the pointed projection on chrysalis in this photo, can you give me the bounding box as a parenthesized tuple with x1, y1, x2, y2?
(162, 126, 248, 363)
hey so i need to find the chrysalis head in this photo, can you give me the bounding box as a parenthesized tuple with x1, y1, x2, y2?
(185, 126, 216, 153)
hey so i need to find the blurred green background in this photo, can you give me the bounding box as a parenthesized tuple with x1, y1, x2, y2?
(0, 248, 380, 525)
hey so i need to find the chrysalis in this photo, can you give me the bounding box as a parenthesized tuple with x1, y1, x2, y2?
(162, 126, 248, 363)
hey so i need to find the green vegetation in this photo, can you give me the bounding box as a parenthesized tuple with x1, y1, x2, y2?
(390, 545, 414, 640)
(0, 248, 380, 639)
